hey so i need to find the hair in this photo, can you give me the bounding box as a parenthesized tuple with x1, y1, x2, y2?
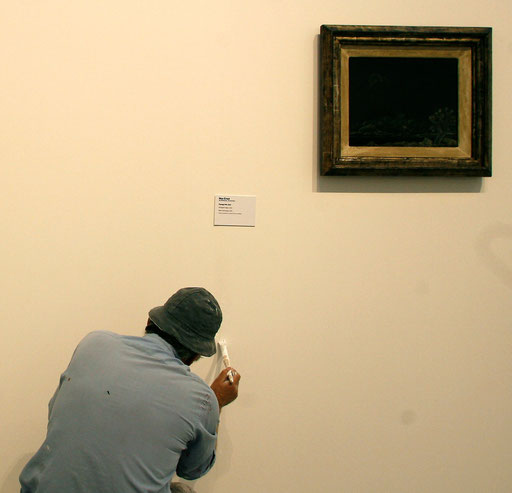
(145, 320, 197, 363)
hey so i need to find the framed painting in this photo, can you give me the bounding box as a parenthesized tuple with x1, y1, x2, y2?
(320, 25, 492, 176)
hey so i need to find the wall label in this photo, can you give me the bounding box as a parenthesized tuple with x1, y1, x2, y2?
(214, 194, 256, 227)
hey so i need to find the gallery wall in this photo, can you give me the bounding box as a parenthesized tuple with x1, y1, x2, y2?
(2, 1, 511, 492)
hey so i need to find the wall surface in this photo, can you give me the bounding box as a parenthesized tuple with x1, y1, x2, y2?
(2, 1, 511, 492)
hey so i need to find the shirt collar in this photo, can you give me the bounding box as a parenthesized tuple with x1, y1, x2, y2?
(143, 332, 181, 360)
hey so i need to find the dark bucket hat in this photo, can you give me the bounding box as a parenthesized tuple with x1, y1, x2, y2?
(148, 287, 222, 356)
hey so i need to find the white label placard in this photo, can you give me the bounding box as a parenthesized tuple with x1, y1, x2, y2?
(214, 195, 256, 227)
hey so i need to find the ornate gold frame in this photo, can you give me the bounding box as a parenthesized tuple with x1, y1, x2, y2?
(320, 25, 492, 176)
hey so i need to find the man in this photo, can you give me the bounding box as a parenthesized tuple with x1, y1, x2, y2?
(20, 287, 240, 493)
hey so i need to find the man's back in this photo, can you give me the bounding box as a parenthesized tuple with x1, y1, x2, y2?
(20, 331, 219, 493)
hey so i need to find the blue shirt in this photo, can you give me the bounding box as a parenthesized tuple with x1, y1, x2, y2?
(20, 331, 219, 493)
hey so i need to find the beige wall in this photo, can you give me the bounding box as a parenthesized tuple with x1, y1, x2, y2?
(2, 1, 511, 492)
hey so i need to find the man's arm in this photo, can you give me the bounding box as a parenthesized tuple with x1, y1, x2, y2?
(210, 366, 241, 451)
(176, 367, 241, 480)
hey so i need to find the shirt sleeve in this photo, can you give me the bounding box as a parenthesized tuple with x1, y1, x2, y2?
(176, 392, 219, 480)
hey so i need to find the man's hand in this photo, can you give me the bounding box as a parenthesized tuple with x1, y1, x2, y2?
(211, 367, 241, 408)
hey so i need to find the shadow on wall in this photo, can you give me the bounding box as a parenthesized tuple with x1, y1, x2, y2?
(475, 223, 512, 290)
(1, 454, 31, 493)
(315, 175, 483, 193)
